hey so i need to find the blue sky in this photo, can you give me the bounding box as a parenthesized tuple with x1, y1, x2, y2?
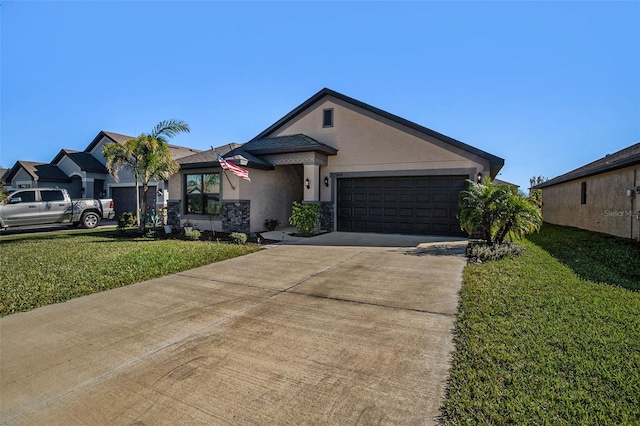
(2, 1, 639, 190)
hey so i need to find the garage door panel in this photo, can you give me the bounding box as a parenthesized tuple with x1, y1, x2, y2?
(433, 194, 449, 203)
(433, 178, 454, 188)
(337, 176, 466, 236)
(112, 186, 156, 220)
(369, 193, 382, 202)
(415, 179, 431, 188)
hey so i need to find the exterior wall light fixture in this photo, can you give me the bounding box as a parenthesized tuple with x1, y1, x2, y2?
(476, 172, 483, 183)
(324, 176, 329, 187)
(305, 178, 310, 189)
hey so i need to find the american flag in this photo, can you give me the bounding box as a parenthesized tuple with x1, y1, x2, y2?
(216, 153, 251, 182)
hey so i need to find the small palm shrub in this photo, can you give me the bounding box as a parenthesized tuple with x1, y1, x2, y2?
(184, 229, 201, 241)
(458, 179, 542, 246)
(230, 232, 247, 244)
(117, 212, 136, 235)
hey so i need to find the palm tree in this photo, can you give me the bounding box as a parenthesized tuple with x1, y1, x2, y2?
(0, 182, 8, 204)
(458, 178, 541, 246)
(103, 119, 190, 231)
(458, 178, 510, 245)
(493, 190, 542, 244)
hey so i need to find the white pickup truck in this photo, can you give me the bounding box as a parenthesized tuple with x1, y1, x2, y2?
(0, 188, 115, 230)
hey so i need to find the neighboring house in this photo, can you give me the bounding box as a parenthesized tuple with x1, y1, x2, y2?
(84, 131, 200, 219)
(169, 88, 504, 236)
(0, 167, 11, 191)
(1, 161, 71, 192)
(3, 131, 200, 219)
(535, 142, 640, 240)
(493, 178, 520, 190)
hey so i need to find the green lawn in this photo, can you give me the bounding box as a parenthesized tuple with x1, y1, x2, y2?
(0, 229, 261, 317)
(440, 224, 640, 424)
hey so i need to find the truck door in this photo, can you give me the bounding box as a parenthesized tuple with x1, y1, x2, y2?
(40, 189, 71, 224)
(3, 190, 40, 227)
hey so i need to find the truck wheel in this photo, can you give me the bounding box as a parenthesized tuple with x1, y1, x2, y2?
(80, 212, 100, 229)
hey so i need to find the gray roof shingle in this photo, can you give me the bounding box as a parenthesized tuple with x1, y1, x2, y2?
(53, 150, 109, 173)
(178, 143, 275, 170)
(251, 88, 504, 174)
(86, 130, 201, 161)
(241, 134, 337, 156)
(536, 142, 640, 189)
(5, 161, 71, 183)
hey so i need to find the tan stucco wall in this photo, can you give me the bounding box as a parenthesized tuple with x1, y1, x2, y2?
(541, 165, 640, 240)
(237, 165, 303, 232)
(269, 95, 491, 202)
(171, 165, 303, 233)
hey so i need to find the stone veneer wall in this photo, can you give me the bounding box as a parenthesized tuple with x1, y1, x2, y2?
(167, 200, 181, 229)
(222, 201, 251, 233)
(320, 201, 334, 231)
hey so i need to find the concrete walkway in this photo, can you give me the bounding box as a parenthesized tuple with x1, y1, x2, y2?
(0, 232, 467, 425)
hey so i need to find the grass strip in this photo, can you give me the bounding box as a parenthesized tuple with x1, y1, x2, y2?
(440, 226, 640, 424)
(0, 229, 261, 316)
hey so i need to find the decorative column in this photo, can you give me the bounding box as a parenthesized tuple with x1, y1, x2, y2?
(303, 164, 321, 202)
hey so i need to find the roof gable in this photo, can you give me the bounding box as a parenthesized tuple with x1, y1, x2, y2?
(4, 161, 71, 183)
(241, 134, 338, 156)
(177, 143, 276, 170)
(85, 130, 202, 161)
(536, 142, 640, 189)
(84, 131, 134, 154)
(52, 149, 108, 173)
(251, 88, 504, 171)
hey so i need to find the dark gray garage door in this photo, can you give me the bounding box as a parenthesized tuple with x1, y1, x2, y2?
(111, 186, 156, 220)
(337, 176, 467, 236)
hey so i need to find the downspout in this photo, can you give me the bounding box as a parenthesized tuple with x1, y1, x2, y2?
(632, 168, 635, 240)
(631, 168, 640, 241)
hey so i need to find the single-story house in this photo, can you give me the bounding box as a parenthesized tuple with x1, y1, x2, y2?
(2, 131, 201, 219)
(535, 142, 640, 240)
(1, 161, 72, 192)
(170, 88, 504, 236)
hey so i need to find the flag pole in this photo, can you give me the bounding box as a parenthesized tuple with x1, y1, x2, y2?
(223, 170, 235, 190)
(212, 148, 236, 190)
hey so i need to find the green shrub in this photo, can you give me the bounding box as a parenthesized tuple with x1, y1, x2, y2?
(467, 241, 525, 262)
(117, 212, 136, 229)
(289, 201, 319, 236)
(184, 229, 201, 241)
(263, 218, 280, 231)
(230, 232, 247, 244)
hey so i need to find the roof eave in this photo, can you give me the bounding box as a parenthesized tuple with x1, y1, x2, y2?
(535, 154, 640, 189)
(250, 87, 503, 168)
(180, 161, 274, 171)
(246, 146, 338, 156)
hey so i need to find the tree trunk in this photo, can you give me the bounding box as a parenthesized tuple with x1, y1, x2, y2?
(135, 174, 141, 229)
(140, 181, 148, 233)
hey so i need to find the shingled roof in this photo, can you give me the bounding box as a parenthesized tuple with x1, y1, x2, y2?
(239, 134, 337, 156)
(535, 142, 640, 189)
(3, 161, 71, 183)
(251, 87, 504, 176)
(52, 149, 108, 173)
(178, 143, 273, 170)
(85, 130, 201, 160)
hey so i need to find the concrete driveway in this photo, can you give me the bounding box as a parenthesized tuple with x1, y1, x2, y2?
(0, 232, 466, 425)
